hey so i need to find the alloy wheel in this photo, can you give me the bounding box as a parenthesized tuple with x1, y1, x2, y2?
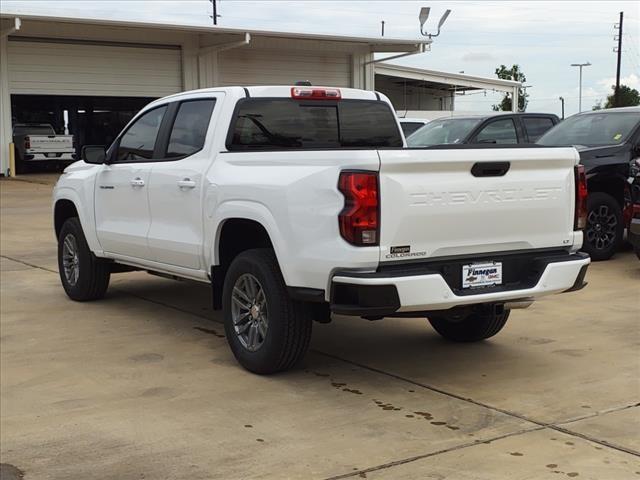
(62, 233, 80, 286)
(585, 204, 618, 251)
(231, 273, 268, 352)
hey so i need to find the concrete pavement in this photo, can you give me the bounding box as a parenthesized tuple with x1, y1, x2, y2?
(1, 177, 639, 479)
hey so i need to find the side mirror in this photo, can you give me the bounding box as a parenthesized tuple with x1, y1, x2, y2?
(82, 145, 107, 164)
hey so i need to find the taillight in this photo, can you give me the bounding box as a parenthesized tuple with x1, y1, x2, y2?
(24, 136, 30, 149)
(291, 87, 341, 100)
(575, 164, 588, 229)
(338, 171, 379, 246)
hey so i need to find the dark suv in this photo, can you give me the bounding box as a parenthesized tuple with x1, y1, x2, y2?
(537, 106, 640, 261)
(406, 112, 559, 147)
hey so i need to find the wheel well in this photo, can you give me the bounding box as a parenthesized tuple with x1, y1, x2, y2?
(587, 176, 625, 207)
(211, 219, 274, 309)
(54, 200, 79, 238)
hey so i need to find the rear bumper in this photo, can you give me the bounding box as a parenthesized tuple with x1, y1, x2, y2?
(24, 152, 76, 161)
(331, 251, 590, 316)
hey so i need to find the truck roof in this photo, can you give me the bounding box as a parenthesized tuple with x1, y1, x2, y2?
(430, 112, 559, 121)
(152, 85, 382, 104)
(576, 106, 640, 115)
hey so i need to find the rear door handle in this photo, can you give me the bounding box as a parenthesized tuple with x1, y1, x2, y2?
(130, 177, 145, 187)
(177, 178, 196, 189)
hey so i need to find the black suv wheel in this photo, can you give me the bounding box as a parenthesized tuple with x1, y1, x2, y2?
(582, 192, 623, 261)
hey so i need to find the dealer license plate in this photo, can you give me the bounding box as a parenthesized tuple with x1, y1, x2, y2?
(462, 262, 502, 289)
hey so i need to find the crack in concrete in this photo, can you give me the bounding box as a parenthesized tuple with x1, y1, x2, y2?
(313, 350, 640, 461)
(323, 426, 545, 480)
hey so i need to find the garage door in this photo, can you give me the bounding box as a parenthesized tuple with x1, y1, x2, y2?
(7, 40, 182, 97)
(219, 48, 351, 87)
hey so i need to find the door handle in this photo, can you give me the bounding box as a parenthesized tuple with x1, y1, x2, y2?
(130, 177, 145, 187)
(177, 178, 196, 189)
(471, 162, 510, 177)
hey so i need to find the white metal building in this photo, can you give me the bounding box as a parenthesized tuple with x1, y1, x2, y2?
(0, 13, 519, 175)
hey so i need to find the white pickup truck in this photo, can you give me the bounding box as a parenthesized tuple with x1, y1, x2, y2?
(53, 86, 590, 374)
(13, 123, 75, 172)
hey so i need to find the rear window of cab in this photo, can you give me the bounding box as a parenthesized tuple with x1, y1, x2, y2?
(227, 98, 403, 150)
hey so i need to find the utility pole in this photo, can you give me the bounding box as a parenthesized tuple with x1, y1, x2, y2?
(381, 21, 385, 37)
(210, 0, 219, 25)
(559, 96, 565, 119)
(614, 11, 623, 107)
(571, 62, 591, 113)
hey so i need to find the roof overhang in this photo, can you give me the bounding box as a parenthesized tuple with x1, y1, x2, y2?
(375, 62, 521, 93)
(0, 13, 429, 53)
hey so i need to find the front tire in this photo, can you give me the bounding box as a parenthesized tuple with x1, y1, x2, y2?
(222, 249, 312, 374)
(582, 192, 623, 261)
(57, 217, 110, 301)
(428, 309, 510, 342)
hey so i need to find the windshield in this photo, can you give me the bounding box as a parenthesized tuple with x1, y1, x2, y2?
(406, 118, 482, 147)
(13, 125, 56, 136)
(537, 112, 640, 147)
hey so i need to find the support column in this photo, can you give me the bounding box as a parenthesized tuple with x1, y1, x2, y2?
(181, 35, 200, 91)
(0, 35, 12, 176)
(351, 51, 375, 91)
(512, 85, 519, 112)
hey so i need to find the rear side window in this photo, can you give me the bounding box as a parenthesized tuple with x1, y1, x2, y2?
(228, 99, 402, 150)
(166, 99, 216, 158)
(475, 118, 518, 144)
(523, 117, 555, 142)
(117, 106, 167, 161)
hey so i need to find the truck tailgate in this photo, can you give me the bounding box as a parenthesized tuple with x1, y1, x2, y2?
(28, 135, 74, 153)
(378, 147, 579, 263)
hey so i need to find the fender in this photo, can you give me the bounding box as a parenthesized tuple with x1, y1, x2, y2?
(53, 186, 103, 256)
(208, 200, 292, 285)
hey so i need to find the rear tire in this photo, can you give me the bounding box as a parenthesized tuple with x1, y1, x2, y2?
(428, 309, 510, 342)
(582, 192, 623, 261)
(222, 249, 312, 374)
(57, 217, 110, 301)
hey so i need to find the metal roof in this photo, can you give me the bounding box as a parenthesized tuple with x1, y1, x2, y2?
(0, 13, 429, 52)
(376, 62, 521, 92)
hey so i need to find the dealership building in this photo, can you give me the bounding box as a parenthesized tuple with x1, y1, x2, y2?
(0, 13, 521, 175)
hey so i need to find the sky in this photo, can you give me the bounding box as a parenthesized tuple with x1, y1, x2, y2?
(3, 0, 639, 116)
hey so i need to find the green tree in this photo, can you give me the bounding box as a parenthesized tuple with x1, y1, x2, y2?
(603, 84, 640, 108)
(492, 64, 529, 112)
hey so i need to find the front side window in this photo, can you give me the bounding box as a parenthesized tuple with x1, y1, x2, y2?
(117, 106, 167, 161)
(475, 118, 518, 144)
(166, 99, 216, 158)
(523, 117, 555, 142)
(228, 99, 402, 150)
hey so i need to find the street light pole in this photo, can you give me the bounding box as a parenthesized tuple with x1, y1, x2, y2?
(559, 96, 565, 119)
(570, 62, 591, 113)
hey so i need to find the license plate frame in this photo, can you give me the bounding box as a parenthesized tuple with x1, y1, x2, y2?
(462, 261, 503, 289)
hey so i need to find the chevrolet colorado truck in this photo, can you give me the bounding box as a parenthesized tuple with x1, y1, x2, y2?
(53, 86, 590, 374)
(13, 123, 75, 173)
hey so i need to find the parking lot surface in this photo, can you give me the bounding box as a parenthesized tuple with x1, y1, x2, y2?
(1, 176, 639, 479)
